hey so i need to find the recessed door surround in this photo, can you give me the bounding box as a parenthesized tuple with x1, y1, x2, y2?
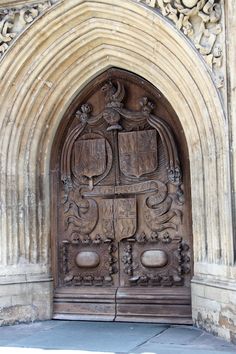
(51, 68, 193, 323)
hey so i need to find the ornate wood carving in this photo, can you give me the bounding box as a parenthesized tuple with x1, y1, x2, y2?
(53, 68, 192, 322)
(61, 79, 181, 187)
(120, 235, 190, 287)
(118, 130, 158, 178)
(61, 238, 117, 287)
(114, 198, 137, 241)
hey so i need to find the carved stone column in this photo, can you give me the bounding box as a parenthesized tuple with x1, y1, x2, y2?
(226, 1, 236, 261)
(191, 1, 236, 342)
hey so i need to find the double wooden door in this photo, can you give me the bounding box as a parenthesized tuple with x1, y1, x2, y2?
(51, 69, 192, 323)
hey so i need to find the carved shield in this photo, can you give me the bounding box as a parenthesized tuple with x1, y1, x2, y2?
(74, 138, 106, 178)
(118, 130, 158, 178)
(101, 199, 114, 239)
(114, 198, 136, 241)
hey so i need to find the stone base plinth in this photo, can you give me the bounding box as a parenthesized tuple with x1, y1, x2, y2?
(0, 276, 53, 326)
(192, 276, 236, 343)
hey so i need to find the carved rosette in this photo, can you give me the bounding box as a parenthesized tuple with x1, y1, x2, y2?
(141, 0, 224, 88)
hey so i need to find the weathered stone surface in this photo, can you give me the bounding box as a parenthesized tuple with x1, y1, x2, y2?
(0, 305, 38, 326)
(192, 279, 236, 342)
(140, 0, 226, 95)
(0, 0, 235, 343)
(0, 1, 57, 58)
(0, 280, 53, 326)
(0, 0, 232, 270)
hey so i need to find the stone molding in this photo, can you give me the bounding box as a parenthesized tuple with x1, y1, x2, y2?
(0, 0, 233, 270)
(0, 277, 53, 285)
(0, 0, 58, 58)
(0, 0, 235, 335)
(0, 0, 225, 89)
(139, 0, 224, 89)
(192, 277, 236, 292)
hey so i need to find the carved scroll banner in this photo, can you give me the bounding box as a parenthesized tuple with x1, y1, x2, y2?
(118, 130, 158, 178)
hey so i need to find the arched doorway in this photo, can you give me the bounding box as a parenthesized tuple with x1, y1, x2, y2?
(51, 68, 193, 323)
(0, 0, 233, 336)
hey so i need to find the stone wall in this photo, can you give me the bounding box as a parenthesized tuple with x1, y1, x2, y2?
(0, 0, 235, 341)
(192, 278, 236, 343)
(0, 279, 52, 326)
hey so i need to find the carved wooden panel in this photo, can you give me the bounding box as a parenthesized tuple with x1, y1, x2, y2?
(51, 68, 193, 323)
(118, 130, 158, 177)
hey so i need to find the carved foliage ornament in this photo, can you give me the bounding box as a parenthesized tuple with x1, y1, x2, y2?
(121, 235, 190, 287)
(61, 238, 118, 286)
(58, 75, 191, 289)
(0, 1, 55, 57)
(0, 0, 223, 89)
(140, 0, 224, 88)
(61, 80, 182, 191)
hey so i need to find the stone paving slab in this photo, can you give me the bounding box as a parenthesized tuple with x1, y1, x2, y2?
(149, 326, 203, 344)
(0, 350, 113, 354)
(0, 321, 235, 353)
(0, 321, 167, 352)
(131, 347, 236, 354)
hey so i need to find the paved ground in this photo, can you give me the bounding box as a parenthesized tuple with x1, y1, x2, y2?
(0, 321, 236, 354)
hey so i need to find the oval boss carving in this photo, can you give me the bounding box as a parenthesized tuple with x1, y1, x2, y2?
(141, 250, 168, 268)
(75, 251, 100, 268)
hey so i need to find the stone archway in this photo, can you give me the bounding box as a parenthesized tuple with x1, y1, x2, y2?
(0, 0, 234, 335)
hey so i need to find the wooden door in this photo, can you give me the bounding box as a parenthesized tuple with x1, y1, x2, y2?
(51, 69, 193, 323)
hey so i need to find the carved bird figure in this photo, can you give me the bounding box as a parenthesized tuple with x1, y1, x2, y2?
(101, 80, 125, 108)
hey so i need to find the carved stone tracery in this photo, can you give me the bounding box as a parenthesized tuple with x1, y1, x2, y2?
(141, 0, 224, 88)
(0, 0, 225, 90)
(0, 1, 56, 57)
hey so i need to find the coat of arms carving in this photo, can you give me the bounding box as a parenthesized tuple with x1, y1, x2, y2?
(74, 138, 106, 188)
(114, 198, 137, 242)
(118, 130, 158, 178)
(54, 69, 192, 323)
